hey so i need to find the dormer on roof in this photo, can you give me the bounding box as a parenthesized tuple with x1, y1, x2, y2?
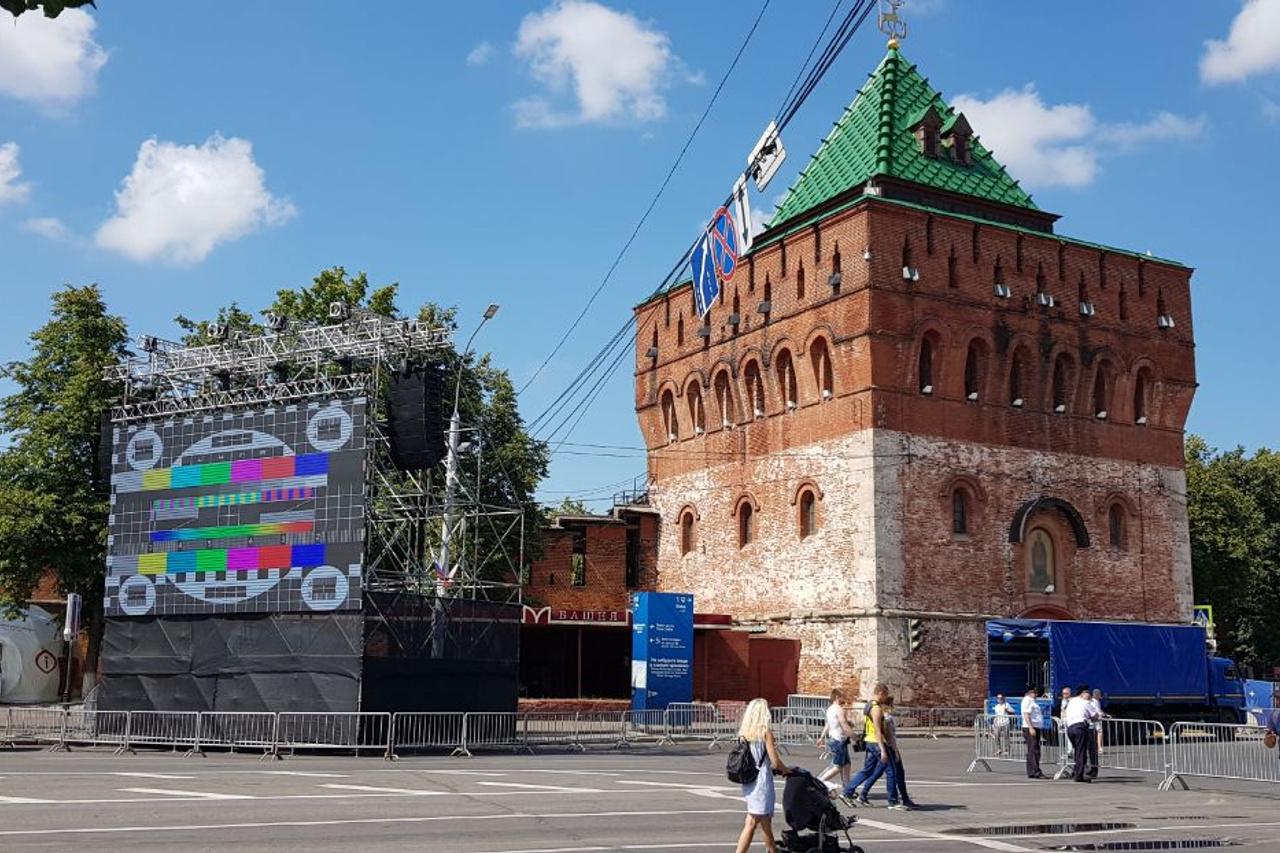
(941, 112, 973, 166)
(909, 105, 943, 159)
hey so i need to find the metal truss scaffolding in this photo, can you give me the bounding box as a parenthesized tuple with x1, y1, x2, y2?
(104, 311, 524, 655)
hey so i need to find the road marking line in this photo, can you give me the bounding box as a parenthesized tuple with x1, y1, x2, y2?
(112, 773, 196, 780)
(477, 782, 607, 793)
(857, 817, 1034, 852)
(0, 807, 742, 837)
(118, 788, 252, 800)
(255, 771, 350, 778)
(0, 795, 55, 804)
(321, 784, 447, 795)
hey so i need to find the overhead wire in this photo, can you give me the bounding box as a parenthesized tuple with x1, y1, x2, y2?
(518, 0, 774, 398)
(527, 0, 885, 495)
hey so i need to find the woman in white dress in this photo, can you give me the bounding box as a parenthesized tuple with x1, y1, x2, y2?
(735, 698, 791, 853)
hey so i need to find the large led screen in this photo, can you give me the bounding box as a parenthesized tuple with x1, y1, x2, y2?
(105, 397, 367, 617)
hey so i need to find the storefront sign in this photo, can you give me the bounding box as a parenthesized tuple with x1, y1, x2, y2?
(523, 606, 630, 626)
(630, 592, 694, 712)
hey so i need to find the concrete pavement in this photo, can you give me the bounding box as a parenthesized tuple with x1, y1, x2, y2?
(0, 738, 1276, 851)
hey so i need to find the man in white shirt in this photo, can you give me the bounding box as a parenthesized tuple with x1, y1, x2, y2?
(1058, 686, 1074, 760)
(818, 688, 852, 788)
(1020, 687, 1045, 778)
(991, 693, 1015, 756)
(1064, 686, 1099, 782)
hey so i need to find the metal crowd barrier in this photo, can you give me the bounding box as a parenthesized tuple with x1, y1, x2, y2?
(1161, 721, 1280, 791)
(275, 712, 392, 759)
(57, 709, 130, 752)
(520, 712, 583, 751)
(460, 712, 521, 756)
(1050, 717, 1168, 781)
(391, 712, 466, 755)
(128, 711, 200, 752)
(620, 709, 670, 746)
(194, 711, 278, 757)
(968, 713, 1065, 773)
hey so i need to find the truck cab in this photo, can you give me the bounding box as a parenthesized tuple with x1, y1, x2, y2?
(1208, 657, 1247, 723)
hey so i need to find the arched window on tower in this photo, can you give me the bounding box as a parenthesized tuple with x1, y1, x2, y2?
(811, 338, 834, 400)
(680, 509, 696, 556)
(1133, 368, 1151, 425)
(964, 341, 987, 401)
(660, 389, 678, 442)
(918, 335, 936, 395)
(737, 501, 755, 548)
(952, 489, 970, 537)
(776, 350, 797, 410)
(1092, 362, 1113, 419)
(714, 369, 736, 429)
(744, 361, 765, 418)
(798, 488, 818, 539)
(1108, 503, 1126, 550)
(1052, 354, 1074, 414)
(688, 382, 706, 435)
(1009, 347, 1029, 408)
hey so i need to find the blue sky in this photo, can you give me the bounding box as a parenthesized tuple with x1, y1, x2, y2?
(1, 1, 1278, 508)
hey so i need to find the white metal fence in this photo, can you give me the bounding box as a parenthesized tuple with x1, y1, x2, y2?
(1161, 721, 1280, 790)
(6, 705, 1277, 793)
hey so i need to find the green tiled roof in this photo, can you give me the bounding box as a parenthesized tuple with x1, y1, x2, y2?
(769, 46, 1036, 229)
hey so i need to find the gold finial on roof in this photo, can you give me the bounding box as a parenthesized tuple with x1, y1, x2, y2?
(879, 0, 908, 47)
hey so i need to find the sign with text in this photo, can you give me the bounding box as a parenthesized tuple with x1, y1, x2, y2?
(630, 592, 694, 712)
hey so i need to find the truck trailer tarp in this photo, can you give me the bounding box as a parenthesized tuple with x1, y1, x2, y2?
(986, 619, 1209, 702)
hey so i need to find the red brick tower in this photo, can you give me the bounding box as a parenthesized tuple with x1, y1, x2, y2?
(632, 45, 1196, 704)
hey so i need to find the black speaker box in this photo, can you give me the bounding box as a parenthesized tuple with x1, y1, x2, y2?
(387, 366, 446, 470)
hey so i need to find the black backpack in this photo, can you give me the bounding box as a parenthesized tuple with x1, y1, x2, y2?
(726, 738, 760, 784)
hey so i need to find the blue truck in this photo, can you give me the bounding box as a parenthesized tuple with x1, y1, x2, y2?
(986, 619, 1247, 725)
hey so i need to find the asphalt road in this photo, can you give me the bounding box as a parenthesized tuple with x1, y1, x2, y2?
(0, 738, 1277, 852)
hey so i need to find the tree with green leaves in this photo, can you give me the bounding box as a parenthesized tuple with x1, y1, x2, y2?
(1, 0, 94, 19)
(0, 285, 128, 672)
(182, 266, 549, 586)
(1186, 435, 1280, 674)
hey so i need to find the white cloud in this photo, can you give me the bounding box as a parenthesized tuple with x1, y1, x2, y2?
(1263, 97, 1280, 122)
(512, 0, 691, 129)
(467, 41, 494, 66)
(1200, 0, 1280, 84)
(0, 142, 31, 206)
(1094, 112, 1208, 150)
(952, 86, 1205, 189)
(95, 134, 296, 264)
(0, 8, 108, 108)
(22, 217, 75, 243)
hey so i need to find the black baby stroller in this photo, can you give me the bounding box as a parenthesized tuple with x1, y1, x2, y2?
(779, 768, 864, 853)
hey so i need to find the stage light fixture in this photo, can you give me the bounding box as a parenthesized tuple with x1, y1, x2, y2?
(211, 369, 232, 392)
(264, 312, 289, 333)
(208, 323, 230, 342)
(329, 301, 351, 321)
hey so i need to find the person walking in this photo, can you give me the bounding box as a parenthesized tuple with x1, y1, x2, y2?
(841, 684, 896, 806)
(991, 693, 1015, 756)
(734, 698, 791, 853)
(1087, 688, 1107, 779)
(881, 695, 918, 810)
(1265, 707, 1279, 753)
(1021, 686, 1045, 778)
(1064, 686, 1098, 783)
(817, 688, 852, 790)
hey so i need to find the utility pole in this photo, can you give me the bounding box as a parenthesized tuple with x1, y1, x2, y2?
(438, 303, 499, 592)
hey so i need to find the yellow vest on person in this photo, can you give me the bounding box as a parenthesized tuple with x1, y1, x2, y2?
(864, 701, 880, 744)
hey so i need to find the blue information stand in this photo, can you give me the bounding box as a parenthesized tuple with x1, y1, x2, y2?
(630, 592, 694, 712)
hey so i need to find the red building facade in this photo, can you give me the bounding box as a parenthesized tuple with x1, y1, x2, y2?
(633, 46, 1196, 705)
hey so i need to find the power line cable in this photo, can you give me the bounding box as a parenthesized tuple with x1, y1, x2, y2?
(518, 0, 774, 398)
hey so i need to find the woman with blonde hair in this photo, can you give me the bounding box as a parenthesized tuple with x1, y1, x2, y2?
(735, 697, 791, 853)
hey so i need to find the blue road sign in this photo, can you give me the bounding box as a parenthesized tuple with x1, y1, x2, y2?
(691, 232, 718, 318)
(710, 207, 739, 282)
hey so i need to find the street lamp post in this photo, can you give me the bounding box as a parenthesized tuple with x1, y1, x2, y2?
(438, 304, 499, 591)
